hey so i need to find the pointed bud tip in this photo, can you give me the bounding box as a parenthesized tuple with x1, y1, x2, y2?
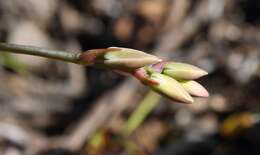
(199, 69, 209, 77)
(163, 62, 209, 80)
(184, 96, 194, 104)
(180, 80, 209, 98)
(193, 87, 209, 98)
(200, 88, 209, 98)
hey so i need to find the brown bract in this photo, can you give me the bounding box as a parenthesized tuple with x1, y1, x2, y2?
(79, 48, 117, 66)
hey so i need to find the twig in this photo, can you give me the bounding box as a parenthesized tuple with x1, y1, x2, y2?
(0, 43, 81, 64)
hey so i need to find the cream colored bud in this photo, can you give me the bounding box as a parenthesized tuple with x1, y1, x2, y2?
(163, 62, 208, 80)
(180, 80, 209, 97)
(150, 73, 194, 104)
(104, 47, 162, 70)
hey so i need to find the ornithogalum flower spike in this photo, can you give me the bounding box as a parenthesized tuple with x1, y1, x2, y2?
(79, 47, 209, 103)
(0, 43, 209, 103)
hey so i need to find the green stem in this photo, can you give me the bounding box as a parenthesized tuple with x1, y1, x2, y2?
(0, 42, 82, 64)
(123, 91, 161, 136)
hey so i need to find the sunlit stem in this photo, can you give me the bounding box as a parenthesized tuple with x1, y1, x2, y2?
(123, 91, 161, 136)
(0, 42, 82, 64)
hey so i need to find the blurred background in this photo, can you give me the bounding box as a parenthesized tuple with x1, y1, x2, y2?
(0, 0, 260, 155)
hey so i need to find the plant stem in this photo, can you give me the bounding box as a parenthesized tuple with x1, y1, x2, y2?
(0, 42, 82, 64)
(123, 91, 161, 136)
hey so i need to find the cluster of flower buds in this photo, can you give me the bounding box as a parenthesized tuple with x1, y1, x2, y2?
(80, 47, 209, 104)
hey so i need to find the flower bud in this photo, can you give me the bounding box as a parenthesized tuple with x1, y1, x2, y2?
(80, 47, 161, 71)
(149, 73, 194, 104)
(163, 62, 208, 80)
(180, 80, 209, 97)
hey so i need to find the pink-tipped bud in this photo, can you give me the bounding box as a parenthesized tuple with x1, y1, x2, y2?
(163, 62, 208, 80)
(150, 73, 194, 104)
(180, 80, 209, 97)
